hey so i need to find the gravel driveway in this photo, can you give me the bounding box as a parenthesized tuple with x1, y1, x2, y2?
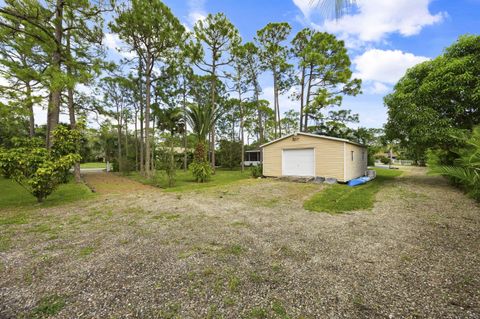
(0, 167, 479, 318)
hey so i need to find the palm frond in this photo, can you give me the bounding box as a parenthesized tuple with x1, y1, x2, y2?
(309, 0, 356, 19)
(431, 165, 480, 186)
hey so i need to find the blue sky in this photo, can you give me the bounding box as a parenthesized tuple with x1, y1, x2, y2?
(24, 0, 478, 128)
(135, 0, 479, 129)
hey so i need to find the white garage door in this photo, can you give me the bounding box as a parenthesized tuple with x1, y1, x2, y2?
(282, 148, 315, 176)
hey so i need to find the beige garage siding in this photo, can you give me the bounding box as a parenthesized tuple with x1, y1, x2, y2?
(262, 134, 345, 181)
(344, 143, 368, 181)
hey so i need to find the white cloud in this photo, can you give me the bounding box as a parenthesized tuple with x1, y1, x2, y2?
(353, 49, 430, 85)
(294, 0, 445, 44)
(368, 82, 391, 95)
(104, 33, 136, 59)
(187, 0, 207, 26)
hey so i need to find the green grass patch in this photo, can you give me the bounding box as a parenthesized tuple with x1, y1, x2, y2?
(80, 162, 106, 169)
(0, 177, 94, 209)
(304, 168, 402, 214)
(0, 234, 11, 251)
(127, 169, 250, 192)
(79, 246, 95, 257)
(30, 294, 66, 318)
(152, 212, 181, 221)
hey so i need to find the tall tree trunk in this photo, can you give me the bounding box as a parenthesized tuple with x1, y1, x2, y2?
(66, 29, 81, 182)
(182, 78, 187, 171)
(116, 101, 122, 171)
(304, 64, 314, 131)
(125, 115, 128, 162)
(46, 0, 65, 149)
(151, 113, 155, 172)
(238, 85, 244, 173)
(139, 59, 144, 174)
(134, 107, 139, 171)
(25, 81, 35, 137)
(144, 53, 152, 178)
(253, 80, 264, 144)
(210, 59, 217, 173)
(273, 71, 278, 139)
(299, 65, 306, 132)
(276, 88, 282, 137)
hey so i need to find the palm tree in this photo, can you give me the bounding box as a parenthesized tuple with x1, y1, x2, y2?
(185, 103, 223, 182)
(186, 103, 222, 160)
(310, 0, 356, 19)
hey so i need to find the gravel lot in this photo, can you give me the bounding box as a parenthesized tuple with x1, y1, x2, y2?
(0, 167, 479, 318)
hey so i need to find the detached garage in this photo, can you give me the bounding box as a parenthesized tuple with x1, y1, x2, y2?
(260, 132, 367, 182)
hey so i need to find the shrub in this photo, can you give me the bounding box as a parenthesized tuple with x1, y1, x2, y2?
(189, 161, 212, 183)
(0, 127, 82, 202)
(250, 164, 263, 178)
(428, 126, 480, 201)
(217, 139, 241, 169)
(379, 156, 391, 165)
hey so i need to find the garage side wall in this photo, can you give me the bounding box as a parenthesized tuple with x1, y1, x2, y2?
(262, 135, 345, 181)
(344, 143, 368, 181)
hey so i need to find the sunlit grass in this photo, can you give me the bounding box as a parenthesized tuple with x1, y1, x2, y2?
(304, 168, 402, 214)
(0, 177, 94, 209)
(80, 162, 106, 169)
(127, 168, 251, 192)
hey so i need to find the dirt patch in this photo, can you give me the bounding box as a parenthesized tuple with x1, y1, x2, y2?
(0, 167, 479, 318)
(82, 172, 158, 195)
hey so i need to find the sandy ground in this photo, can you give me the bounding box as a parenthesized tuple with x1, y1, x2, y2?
(0, 167, 479, 318)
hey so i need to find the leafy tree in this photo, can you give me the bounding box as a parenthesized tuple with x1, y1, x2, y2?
(280, 109, 300, 135)
(256, 22, 293, 138)
(242, 42, 265, 143)
(191, 12, 241, 170)
(0, 15, 45, 138)
(291, 28, 315, 132)
(101, 76, 132, 172)
(385, 35, 480, 164)
(110, 0, 185, 177)
(226, 44, 256, 171)
(153, 105, 185, 187)
(293, 30, 361, 130)
(0, 0, 111, 148)
(0, 126, 82, 202)
(311, 109, 358, 138)
(217, 139, 241, 169)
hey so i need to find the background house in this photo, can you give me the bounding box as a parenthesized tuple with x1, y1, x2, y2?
(261, 132, 367, 182)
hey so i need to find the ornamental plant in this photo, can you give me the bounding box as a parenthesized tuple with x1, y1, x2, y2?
(189, 141, 212, 183)
(0, 127, 82, 202)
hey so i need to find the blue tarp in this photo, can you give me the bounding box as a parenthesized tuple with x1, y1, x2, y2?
(347, 176, 371, 187)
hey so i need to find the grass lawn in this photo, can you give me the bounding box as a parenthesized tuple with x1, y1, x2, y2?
(0, 177, 94, 209)
(304, 168, 403, 214)
(127, 168, 251, 192)
(80, 162, 106, 169)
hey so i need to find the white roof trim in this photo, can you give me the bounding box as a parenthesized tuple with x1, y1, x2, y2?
(259, 132, 365, 148)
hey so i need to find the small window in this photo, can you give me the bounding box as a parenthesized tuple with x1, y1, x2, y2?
(351, 151, 354, 161)
(362, 151, 365, 161)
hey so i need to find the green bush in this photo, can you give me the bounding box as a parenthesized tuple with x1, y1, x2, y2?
(0, 127, 82, 202)
(367, 153, 375, 166)
(189, 161, 212, 183)
(379, 156, 391, 165)
(428, 126, 480, 201)
(217, 139, 241, 169)
(250, 164, 263, 178)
